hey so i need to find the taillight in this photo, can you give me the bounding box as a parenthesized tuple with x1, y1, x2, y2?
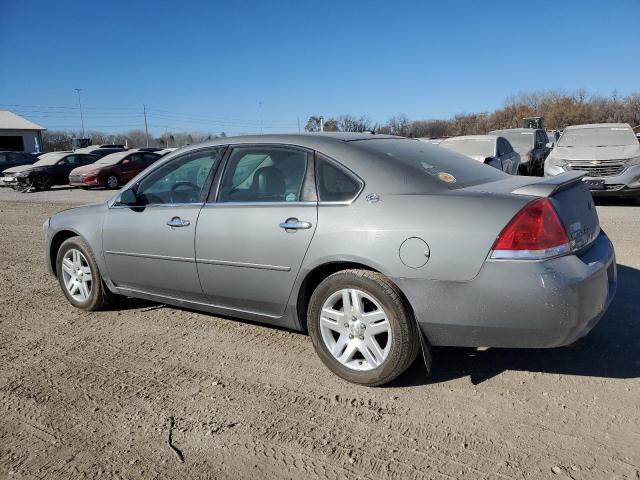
(83, 175, 96, 184)
(490, 198, 570, 260)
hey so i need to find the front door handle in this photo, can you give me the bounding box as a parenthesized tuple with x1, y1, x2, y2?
(166, 216, 190, 228)
(279, 218, 312, 232)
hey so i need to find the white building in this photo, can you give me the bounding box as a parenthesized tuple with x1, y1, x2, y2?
(0, 110, 46, 153)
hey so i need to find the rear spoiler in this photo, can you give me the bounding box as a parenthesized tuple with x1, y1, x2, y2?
(511, 171, 585, 197)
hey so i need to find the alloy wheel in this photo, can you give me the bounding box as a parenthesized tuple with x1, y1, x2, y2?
(106, 176, 118, 189)
(61, 249, 93, 302)
(319, 288, 392, 371)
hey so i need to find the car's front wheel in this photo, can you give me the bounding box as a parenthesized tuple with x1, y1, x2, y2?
(307, 269, 420, 386)
(105, 174, 119, 189)
(32, 174, 52, 191)
(56, 237, 112, 311)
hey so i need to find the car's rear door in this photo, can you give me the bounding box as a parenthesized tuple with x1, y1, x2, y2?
(102, 147, 225, 301)
(195, 144, 317, 318)
(118, 153, 145, 183)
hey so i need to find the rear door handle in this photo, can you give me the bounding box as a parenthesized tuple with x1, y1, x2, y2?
(167, 216, 190, 228)
(279, 218, 312, 231)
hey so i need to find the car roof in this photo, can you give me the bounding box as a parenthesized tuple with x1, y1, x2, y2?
(564, 123, 631, 130)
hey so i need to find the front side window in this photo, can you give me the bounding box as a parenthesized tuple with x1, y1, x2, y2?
(316, 154, 362, 202)
(134, 147, 225, 205)
(218, 146, 308, 203)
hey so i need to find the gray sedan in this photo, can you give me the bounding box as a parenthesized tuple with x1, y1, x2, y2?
(44, 133, 616, 386)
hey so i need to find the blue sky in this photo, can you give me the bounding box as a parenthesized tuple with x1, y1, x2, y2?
(1, 0, 639, 135)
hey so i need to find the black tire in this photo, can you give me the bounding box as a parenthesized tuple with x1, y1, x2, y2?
(56, 236, 113, 311)
(33, 174, 52, 191)
(307, 269, 420, 386)
(105, 174, 119, 189)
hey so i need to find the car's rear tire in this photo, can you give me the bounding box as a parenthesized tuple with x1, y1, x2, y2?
(307, 269, 420, 386)
(105, 175, 119, 189)
(56, 236, 112, 311)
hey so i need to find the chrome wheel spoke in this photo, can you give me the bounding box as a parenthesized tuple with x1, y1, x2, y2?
(367, 319, 390, 336)
(62, 259, 74, 275)
(79, 280, 90, 299)
(361, 310, 386, 324)
(364, 337, 385, 366)
(349, 289, 362, 315)
(320, 315, 342, 333)
(338, 342, 357, 364)
(332, 333, 349, 357)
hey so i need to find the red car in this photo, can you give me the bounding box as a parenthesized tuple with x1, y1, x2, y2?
(69, 149, 161, 189)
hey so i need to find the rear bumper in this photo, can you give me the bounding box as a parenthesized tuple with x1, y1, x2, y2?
(69, 176, 100, 187)
(546, 163, 640, 197)
(399, 231, 617, 348)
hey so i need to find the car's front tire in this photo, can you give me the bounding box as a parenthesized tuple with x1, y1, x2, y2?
(307, 269, 420, 386)
(32, 174, 52, 191)
(56, 237, 112, 311)
(105, 174, 119, 189)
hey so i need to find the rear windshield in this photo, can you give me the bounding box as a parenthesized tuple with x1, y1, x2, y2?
(94, 151, 130, 165)
(558, 126, 638, 147)
(439, 138, 495, 157)
(352, 138, 504, 189)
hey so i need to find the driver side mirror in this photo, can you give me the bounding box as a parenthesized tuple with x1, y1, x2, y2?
(545, 142, 554, 148)
(121, 159, 131, 165)
(118, 188, 138, 206)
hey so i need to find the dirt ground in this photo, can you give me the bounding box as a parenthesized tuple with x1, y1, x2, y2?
(1, 187, 639, 480)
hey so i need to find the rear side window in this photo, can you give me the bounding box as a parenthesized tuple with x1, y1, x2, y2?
(316, 154, 362, 202)
(353, 138, 505, 189)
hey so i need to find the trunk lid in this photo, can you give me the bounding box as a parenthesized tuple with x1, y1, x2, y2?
(461, 172, 600, 253)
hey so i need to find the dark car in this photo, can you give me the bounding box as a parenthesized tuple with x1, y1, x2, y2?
(1, 152, 100, 191)
(489, 128, 551, 176)
(0, 151, 40, 186)
(68, 149, 162, 189)
(74, 144, 127, 159)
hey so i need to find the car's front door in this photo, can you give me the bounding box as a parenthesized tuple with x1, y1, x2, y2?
(102, 147, 225, 300)
(195, 145, 317, 318)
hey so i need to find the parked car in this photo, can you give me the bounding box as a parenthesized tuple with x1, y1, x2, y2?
(68, 149, 162, 189)
(74, 144, 127, 159)
(489, 128, 551, 176)
(44, 133, 616, 386)
(546, 130, 560, 145)
(1, 151, 99, 191)
(438, 135, 521, 174)
(0, 151, 40, 186)
(544, 123, 640, 197)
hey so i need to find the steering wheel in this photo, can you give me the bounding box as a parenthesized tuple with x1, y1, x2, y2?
(170, 181, 200, 204)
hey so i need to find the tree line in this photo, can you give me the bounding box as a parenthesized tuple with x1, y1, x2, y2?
(304, 89, 640, 137)
(41, 89, 640, 151)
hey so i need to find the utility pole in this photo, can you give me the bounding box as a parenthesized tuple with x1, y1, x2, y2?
(74, 88, 85, 138)
(143, 103, 149, 147)
(320, 116, 324, 132)
(297, 117, 301, 133)
(258, 101, 263, 134)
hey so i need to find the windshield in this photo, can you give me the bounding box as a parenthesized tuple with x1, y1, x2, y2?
(440, 138, 495, 157)
(493, 131, 534, 149)
(32, 152, 68, 166)
(94, 151, 130, 165)
(353, 138, 504, 189)
(558, 126, 638, 147)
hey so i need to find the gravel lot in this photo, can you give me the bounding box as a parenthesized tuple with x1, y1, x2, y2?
(1, 187, 639, 479)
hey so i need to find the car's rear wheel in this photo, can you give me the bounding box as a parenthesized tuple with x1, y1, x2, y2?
(307, 269, 420, 386)
(105, 175, 119, 189)
(56, 237, 112, 311)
